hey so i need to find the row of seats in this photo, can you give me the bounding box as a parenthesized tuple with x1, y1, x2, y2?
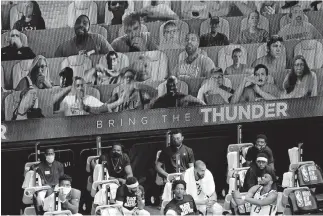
(3, 69, 323, 121)
(3, 1, 322, 30)
(2, 38, 323, 90)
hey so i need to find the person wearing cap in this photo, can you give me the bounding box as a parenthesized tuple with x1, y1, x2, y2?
(242, 152, 276, 192)
(231, 64, 281, 103)
(232, 171, 278, 216)
(252, 35, 286, 83)
(55, 15, 114, 57)
(197, 67, 234, 105)
(164, 180, 200, 215)
(173, 33, 215, 79)
(245, 134, 275, 171)
(278, 4, 322, 41)
(149, 76, 205, 108)
(200, 16, 229, 47)
(224, 48, 249, 76)
(237, 10, 269, 44)
(115, 177, 150, 216)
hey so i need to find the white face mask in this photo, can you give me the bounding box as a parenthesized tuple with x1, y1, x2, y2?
(62, 187, 72, 195)
(46, 155, 55, 163)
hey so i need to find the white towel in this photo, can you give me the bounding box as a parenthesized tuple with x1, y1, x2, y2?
(282, 172, 294, 188)
(162, 182, 173, 201)
(227, 152, 238, 184)
(184, 167, 215, 201)
(288, 147, 299, 164)
(93, 183, 119, 205)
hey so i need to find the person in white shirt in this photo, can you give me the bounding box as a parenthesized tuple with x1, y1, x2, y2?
(278, 4, 322, 41)
(184, 160, 223, 215)
(158, 21, 184, 50)
(139, 0, 179, 22)
(58, 76, 121, 116)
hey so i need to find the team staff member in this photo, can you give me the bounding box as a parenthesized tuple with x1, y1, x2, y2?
(164, 180, 200, 215)
(156, 129, 195, 178)
(232, 172, 278, 216)
(245, 134, 275, 170)
(115, 177, 150, 216)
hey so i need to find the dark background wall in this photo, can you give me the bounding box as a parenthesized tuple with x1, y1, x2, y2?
(2, 117, 323, 214)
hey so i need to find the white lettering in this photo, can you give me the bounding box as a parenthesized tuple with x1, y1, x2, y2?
(173, 114, 180, 122)
(239, 105, 251, 120)
(276, 102, 288, 117)
(109, 120, 115, 127)
(252, 104, 264, 119)
(120, 118, 122, 127)
(185, 113, 191, 122)
(129, 118, 135, 125)
(265, 103, 275, 118)
(226, 106, 237, 121)
(213, 107, 225, 122)
(162, 115, 167, 123)
(200, 108, 212, 123)
(1, 124, 7, 140)
(141, 117, 148, 125)
(97, 121, 102, 129)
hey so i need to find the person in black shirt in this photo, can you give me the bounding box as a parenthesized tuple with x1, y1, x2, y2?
(116, 177, 150, 215)
(13, 1, 45, 31)
(98, 142, 133, 185)
(199, 16, 229, 47)
(1, 29, 36, 61)
(107, 1, 129, 25)
(245, 134, 275, 170)
(156, 129, 195, 178)
(242, 153, 276, 192)
(149, 76, 205, 109)
(164, 180, 200, 215)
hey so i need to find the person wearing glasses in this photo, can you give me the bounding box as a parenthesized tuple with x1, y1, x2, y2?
(15, 55, 53, 91)
(183, 160, 223, 215)
(245, 134, 275, 171)
(33, 147, 64, 215)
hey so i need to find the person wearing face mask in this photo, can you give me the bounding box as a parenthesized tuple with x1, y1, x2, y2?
(34, 148, 64, 215)
(150, 76, 205, 109)
(232, 172, 278, 216)
(245, 134, 275, 171)
(42, 174, 81, 214)
(231, 64, 281, 103)
(12, 87, 44, 120)
(278, 4, 322, 41)
(115, 177, 150, 216)
(98, 143, 133, 185)
(1, 29, 36, 61)
(242, 153, 276, 192)
(184, 161, 223, 215)
(55, 15, 114, 57)
(111, 13, 158, 52)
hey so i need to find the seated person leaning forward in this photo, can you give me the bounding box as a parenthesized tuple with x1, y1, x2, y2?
(115, 177, 150, 216)
(184, 160, 223, 215)
(230, 64, 280, 103)
(164, 180, 200, 215)
(232, 172, 278, 216)
(33, 148, 64, 215)
(149, 76, 205, 109)
(42, 174, 81, 215)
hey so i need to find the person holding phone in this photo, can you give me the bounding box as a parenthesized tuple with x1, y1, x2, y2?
(231, 64, 281, 103)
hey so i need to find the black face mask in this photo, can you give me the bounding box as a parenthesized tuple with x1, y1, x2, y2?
(112, 152, 122, 158)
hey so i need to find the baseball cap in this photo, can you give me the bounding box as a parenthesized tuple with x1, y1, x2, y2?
(210, 16, 220, 25)
(210, 67, 223, 74)
(281, 1, 299, 9)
